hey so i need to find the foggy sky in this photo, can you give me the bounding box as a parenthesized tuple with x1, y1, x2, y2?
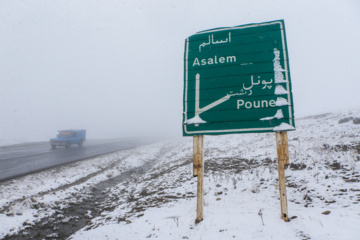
(1, 0, 360, 144)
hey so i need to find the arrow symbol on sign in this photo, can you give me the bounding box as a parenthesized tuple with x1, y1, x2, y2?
(195, 73, 231, 116)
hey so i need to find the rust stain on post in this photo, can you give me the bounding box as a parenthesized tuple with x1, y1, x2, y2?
(193, 135, 204, 223)
(276, 131, 289, 165)
(275, 131, 289, 222)
(193, 135, 204, 177)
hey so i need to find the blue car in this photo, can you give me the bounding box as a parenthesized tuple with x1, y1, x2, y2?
(50, 129, 86, 149)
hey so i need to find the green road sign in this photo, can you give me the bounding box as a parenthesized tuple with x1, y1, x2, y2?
(183, 20, 295, 136)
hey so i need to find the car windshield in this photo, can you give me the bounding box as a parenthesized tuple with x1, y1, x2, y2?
(57, 132, 74, 138)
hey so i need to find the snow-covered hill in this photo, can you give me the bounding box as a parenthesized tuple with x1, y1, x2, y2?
(1, 109, 360, 239)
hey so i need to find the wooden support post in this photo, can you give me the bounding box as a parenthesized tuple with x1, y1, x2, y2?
(275, 131, 289, 222)
(193, 135, 204, 223)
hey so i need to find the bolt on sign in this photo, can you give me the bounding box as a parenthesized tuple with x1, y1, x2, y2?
(183, 20, 295, 136)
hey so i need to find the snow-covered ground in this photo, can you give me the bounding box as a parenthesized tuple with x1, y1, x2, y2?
(1, 109, 360, 239)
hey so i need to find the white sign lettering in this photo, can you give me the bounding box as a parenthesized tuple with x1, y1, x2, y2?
(192, 55, 236, 67)
(237, 99, 276, 109)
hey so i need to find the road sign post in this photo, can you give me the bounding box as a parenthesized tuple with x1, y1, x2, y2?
(276, 131, 290, 222)
(193, 135, 204, 223)
(183, 20, 295, 223)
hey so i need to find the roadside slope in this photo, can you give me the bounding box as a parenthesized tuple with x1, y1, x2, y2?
(1, 109, 360, 239)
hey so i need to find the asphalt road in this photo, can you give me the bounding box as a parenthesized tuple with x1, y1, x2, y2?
(0, 139, 137, 182)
